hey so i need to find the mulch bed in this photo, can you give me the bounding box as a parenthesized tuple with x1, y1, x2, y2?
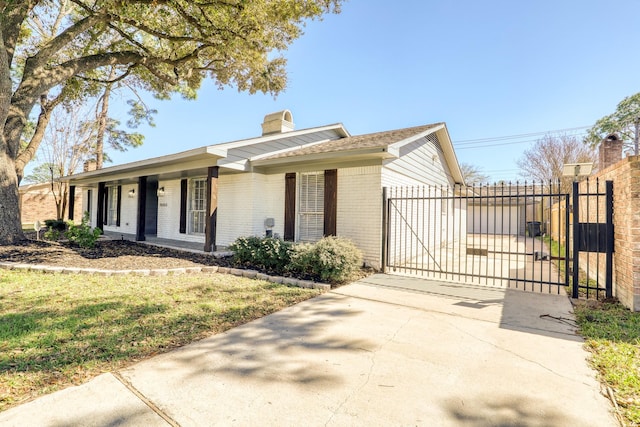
(0, 238, 225, 271)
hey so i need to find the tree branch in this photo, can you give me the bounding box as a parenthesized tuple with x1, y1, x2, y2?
(15, 92, 64, 182)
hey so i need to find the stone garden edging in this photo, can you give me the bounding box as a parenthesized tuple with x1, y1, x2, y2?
(0, 262, 332, 291)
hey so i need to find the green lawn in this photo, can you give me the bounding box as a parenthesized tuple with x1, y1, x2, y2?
(0, 270, 322, 412)
(574, 300, 640, 426)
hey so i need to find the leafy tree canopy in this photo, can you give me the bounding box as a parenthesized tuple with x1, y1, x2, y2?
(585, 92, 640, 155)
(0, 0, 342, 243)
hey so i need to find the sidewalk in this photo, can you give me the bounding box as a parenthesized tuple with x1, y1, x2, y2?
(0, 275, 617, 426)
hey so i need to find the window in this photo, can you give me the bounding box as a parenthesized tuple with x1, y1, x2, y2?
(189, 178, 207, 234)
(107, 186, 118, 225)
(298, 172, 324, 242)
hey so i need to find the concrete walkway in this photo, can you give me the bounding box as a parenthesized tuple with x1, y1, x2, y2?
(0, 275, 617, 426)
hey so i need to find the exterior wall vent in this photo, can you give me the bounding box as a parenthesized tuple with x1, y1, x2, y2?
(261, 110, 294, 135)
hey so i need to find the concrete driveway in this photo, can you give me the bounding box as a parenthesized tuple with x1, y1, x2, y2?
(0, 274, 617, 426)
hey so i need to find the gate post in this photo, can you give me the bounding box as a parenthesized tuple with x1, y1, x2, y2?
(381, 187, 388, 273)
(572, 181, 580, 299)
(605, 180, 614, 299)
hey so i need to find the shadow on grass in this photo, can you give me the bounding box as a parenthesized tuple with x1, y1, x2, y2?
(0, 291, 362, 392)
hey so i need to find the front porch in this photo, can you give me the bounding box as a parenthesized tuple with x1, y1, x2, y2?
(102, 231, 231, 257)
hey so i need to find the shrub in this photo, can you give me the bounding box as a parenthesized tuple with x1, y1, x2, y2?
(43, 227, 61, 241)
(229, 236, 293, 273)
(290, 236, 363, 284)
(65, 212, 102, 248)
(229, 235, 363, 284)
(44, 219, 67, 232)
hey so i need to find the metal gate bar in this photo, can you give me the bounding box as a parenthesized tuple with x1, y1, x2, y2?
(383, 182, 571, 293)
(571, 179, 614, 299)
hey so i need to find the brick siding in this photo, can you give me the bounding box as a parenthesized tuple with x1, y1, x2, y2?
(586, 156, 640, 311)
(19, 184, 83, 226)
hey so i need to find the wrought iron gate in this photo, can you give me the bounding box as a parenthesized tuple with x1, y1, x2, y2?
(382, 180, 613, 298)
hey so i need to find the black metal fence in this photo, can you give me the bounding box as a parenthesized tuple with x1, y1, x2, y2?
(571, 179, 614, 300)
(382, 180, 613, 298)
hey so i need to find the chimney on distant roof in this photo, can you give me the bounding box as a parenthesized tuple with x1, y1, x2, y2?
(83, 160, 97, 172)
(599, 134, 623, 170)
(261, 110, 294, 135)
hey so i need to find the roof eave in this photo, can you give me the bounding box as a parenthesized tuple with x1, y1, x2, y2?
(62, 146, 227, 183)
(251, 147, 397, 168)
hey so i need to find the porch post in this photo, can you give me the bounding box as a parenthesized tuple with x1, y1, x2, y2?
(68, 185, 75, 221)
(136, 176, 147, 241)
(96, 182, 105, 232)
(204, 166, 219, 252)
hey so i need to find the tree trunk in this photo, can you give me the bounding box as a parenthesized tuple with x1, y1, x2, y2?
(95, 68, 115, 169)
(0, 150, 25, 243)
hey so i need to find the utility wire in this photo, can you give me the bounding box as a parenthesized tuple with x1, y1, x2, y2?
(455, 132, 589, 150)
(454, 127, 589, 151)
(453, 125, 590, 145)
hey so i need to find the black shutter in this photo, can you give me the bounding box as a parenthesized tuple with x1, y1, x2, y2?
(116, 185, 122, 227)
(284, 173, 296, 241)
(324, 169, 337, 236)
(179, 179, 188, 234)
(68, 185, 75, 221)
(96, 183, 105, 230)
(103, 186, 108, 225)
(136, 177, 147, 241)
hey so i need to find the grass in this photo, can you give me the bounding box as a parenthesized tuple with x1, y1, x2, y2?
(0, 270, 322, 412)
(540, 235, 603, 298)
(574, 300, 640, 426)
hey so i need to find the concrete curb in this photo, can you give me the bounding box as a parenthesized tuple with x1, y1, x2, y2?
(0, 261, 332, 291)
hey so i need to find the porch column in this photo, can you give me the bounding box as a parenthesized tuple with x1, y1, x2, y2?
(68, 185, 75, 221)
(204, 166, 219, 252)
(96, 182, 105, 232)
(136, 176, 147, 241)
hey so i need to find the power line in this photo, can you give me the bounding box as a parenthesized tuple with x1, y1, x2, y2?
(455, 132, 589, 150)
(453, 126, 589, 147)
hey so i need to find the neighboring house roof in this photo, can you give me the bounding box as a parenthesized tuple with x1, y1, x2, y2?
(18, 182, 53, 194)
(62, 114, 464, 185)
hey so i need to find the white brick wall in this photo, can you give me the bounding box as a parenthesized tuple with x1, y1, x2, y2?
(336, 166, 382, 268)
(217, 174, 255, 246)
(216, 173, 286, 246)
(157, 179, 204, 243)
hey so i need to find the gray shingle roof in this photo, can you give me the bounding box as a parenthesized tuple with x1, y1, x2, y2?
(257, 123, 442, 160)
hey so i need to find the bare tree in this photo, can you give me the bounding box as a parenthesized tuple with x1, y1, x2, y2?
(24, 106, 95, 219)
(460, 162, 490, 185)
(517, 134, 597, 193)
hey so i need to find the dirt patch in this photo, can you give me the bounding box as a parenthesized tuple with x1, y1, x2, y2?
(0, 238, 226, 270)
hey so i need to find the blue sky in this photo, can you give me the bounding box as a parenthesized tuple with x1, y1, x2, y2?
(104, 0, 640, 182)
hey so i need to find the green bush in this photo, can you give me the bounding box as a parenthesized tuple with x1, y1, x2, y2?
(290, 236, 363, 284)
(65, 212, 102, 248)
(43, 227, 61, 241)
(44, 219, 67, 232)
(229, 236, 363, 284)
(229, 236, 293, 273)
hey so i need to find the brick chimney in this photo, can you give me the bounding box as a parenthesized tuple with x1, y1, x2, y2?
(83, 160, 97, 172)
(599, 134, 623, 170)
(261, 110, 294, 136)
